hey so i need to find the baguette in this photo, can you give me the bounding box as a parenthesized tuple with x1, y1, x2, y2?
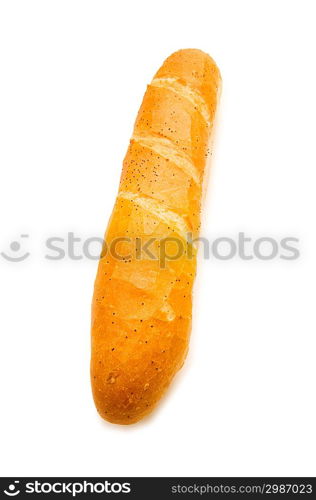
(91, 49, 221, 424)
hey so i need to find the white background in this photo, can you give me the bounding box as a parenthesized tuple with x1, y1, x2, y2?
(0, 0, 315, 477)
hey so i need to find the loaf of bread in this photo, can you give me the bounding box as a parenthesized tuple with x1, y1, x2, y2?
(91, 49, 221, 424)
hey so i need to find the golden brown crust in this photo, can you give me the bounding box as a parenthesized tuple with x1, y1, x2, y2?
(91, 49, 221, 424)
